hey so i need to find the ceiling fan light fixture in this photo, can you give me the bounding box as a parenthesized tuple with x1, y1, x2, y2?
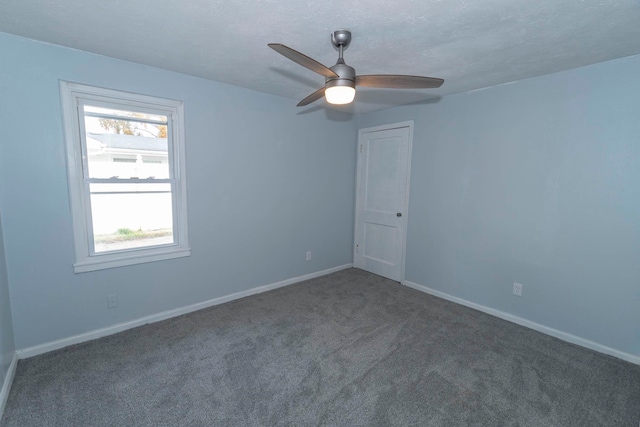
(325, 79, 355, 104)
(325, 85, 355, 104)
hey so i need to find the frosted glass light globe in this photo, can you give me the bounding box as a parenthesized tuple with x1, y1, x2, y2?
(325, 86, 355, 104)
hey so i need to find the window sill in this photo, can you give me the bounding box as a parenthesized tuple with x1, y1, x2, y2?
(73, 247, 191, 273)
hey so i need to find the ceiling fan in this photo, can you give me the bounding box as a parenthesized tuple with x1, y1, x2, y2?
(268, 29, 444, 107)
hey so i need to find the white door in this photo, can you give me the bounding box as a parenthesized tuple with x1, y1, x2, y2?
(354, 122, 413, 281)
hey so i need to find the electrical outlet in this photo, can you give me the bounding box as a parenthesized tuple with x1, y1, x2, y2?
(513, 283, 523, 297)
(306, 251, 312, 261)
(107, 293, 119, 309)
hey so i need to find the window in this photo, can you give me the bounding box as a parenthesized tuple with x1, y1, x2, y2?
(61, 82, 190, 273)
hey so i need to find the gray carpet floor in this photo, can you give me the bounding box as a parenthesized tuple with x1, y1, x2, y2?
(2, 268, 639, 426)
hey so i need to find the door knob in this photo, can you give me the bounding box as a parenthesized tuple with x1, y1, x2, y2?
(397, 212, 402, 217)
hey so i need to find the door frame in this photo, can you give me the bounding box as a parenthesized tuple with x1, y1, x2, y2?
(354, 120, 414, 282)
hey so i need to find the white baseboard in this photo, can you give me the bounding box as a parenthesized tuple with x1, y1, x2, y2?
(403, 280, 640, 365)
(17, 264, 353, 359)
(0, 352, 18, 419)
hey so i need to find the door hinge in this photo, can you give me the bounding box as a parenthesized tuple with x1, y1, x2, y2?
(356, 244, 359, 253)
(359, 144, 363, 153)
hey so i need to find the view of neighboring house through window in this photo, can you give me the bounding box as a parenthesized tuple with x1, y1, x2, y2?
(61, 82, 189, 272)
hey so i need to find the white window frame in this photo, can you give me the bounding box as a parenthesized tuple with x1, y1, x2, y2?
(60, 82, 190, 273)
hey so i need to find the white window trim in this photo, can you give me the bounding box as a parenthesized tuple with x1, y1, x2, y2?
(60, 81, 190, 273)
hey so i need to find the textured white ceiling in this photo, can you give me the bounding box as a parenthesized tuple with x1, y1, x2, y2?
(1, 0, 639, 113)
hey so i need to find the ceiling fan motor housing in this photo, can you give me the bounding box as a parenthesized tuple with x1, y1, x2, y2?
(327, 59, 356, 89)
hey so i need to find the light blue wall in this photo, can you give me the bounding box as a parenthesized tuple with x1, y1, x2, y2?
(2, 29, 638, 359)
(358, 55, 640, 357)
(0, 214, 15, 391)
(0, 32, 357, 349)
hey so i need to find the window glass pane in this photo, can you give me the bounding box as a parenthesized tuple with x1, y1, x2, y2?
(89, 183, 174, 253)
(83, 105, 167, 123)
(84, 114, 170, 179)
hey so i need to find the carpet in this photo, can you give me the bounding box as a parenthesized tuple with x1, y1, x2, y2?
(2, 268, 639, 426)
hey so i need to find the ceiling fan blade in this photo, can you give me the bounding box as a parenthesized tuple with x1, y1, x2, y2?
(356, 75, 444, 89)
(297, 87, 326, 107)
(268, 44, 339, 79)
